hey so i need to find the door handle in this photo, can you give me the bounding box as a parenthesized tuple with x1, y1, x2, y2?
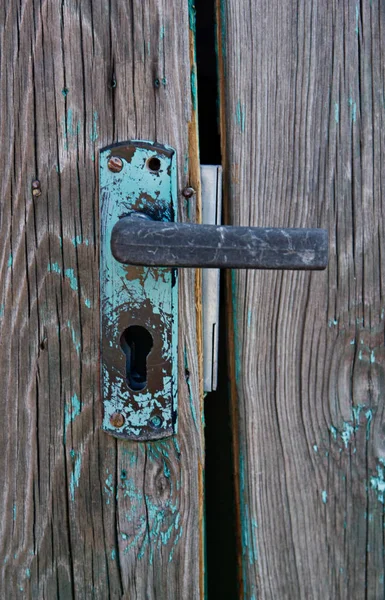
(111, 214, 328, 271)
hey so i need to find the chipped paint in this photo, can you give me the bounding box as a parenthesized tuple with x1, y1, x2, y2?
(100, 141, 178, 441)
(370, 464, 385, 504)
(90, 111, 99, 143)
(70, 450, 82, 501)
(235, 100, 245, 132)
(13, 503, 16, 521)
(239, 450, 259, 598)
(334, 103, 339, 123)
(322, 490, 328, 504)
(64, 394, 81, 443)
(72, 236, 90, 247)
(349, 98, 357, 122)
(7, 254, 12, 268)
(64, 268, 78, 291)
(68, 321, 81, 355)
(330, 405, 373, 448)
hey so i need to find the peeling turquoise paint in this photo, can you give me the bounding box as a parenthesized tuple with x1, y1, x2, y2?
(0, 305, 4, 318)
(330, 405, 373, 448)
(48, 262, 61, 274)
(62, 108, 81, 150)
(64, 394, 81, 443)
(13, 503, 16, 521)
(64, 268, 78, 291)
(328, 318, 338, 327)
(117, 471, 182, 564)
(111, 549, 116, 561)
(239, 449, 259, 597)
(322, 490, 328, 504)
(370, 464, 385, 503)
(334, 103, 339, 123)
(235, 100, 245, 132)
(25, 569, 31, 579)
(355, 4, 359, 34)
(90, 112, 99, 143)
(313, 445, 318, 453)
(70, 451, 82, 501)
(100, 142, 178, 440)
(84, 298, 91, 309)
(219, 0, 227, 59)
(160, 25, 165, 39)
(188, 0, 196, 34)
(7, 254, 12, 268)
(349, 98, 357, 122)
(191, 66, 198, 111)
(72, 236, 90, 247)
(67, 322, 81, 355)
(62, 87, 69, 97)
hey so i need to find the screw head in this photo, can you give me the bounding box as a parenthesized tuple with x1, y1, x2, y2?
(107, 156, 123, 173)
(32, 180, 42, 197)
(149, 415, 163, 429)
(182, 186, 195, 199)
(110, 412, 125, 428)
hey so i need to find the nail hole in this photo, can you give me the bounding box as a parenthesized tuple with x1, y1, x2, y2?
(147, 157, 161, 172)
(120, 325, 153, 391)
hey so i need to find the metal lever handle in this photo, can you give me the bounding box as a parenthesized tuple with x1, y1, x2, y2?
(111, 214, 328, 270)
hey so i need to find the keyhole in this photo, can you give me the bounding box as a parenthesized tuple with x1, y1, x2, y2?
(120, 326, 153, 391)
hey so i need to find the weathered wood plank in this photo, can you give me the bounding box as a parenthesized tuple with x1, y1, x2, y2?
(0, 1, 203, 598)
(217, 0, 385, 597)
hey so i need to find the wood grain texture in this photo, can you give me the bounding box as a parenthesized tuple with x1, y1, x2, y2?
(217, 0, 385, 598)
(0, 1, 204, 598)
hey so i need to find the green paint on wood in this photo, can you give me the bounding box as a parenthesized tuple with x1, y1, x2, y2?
(235, 100, 245, 132)
(322, 490, 328, 504)
(191, 66, 198, 111)
(64, 394, 81, 443)
(64, 268, 78, 291)
(7, 254, 12, 268)
(370, 463, 385, 504)
(90, 111, 99, 143)
(334, 103, 339, 123)
(70, 449, 82, 501)
(349, 98, 357, 122)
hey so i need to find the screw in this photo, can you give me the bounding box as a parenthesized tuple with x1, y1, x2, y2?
(182, 186, 195, 199)
(110, 412, 125, 428)
(107, 157, 123, 173)
(32, 180, 42, 198)
(149, 415, 163, 429)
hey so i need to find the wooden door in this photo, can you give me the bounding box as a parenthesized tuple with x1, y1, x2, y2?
(0, 2, 204, 598)
(218, 0, 385, 598)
